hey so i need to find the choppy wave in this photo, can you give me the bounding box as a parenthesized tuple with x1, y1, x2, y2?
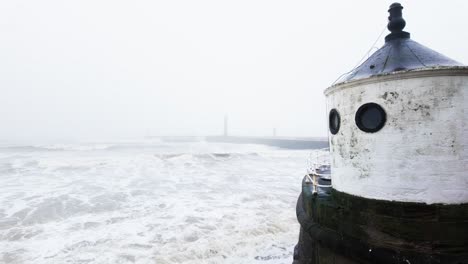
(0, 144, 113, 152)
(154, 152, 260, 161)
(0, 139, 167, 152)
(0, 141, 323, 263)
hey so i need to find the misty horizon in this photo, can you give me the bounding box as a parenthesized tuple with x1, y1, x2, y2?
(1, 1, 468, 143)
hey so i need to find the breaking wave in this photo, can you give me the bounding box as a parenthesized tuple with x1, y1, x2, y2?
(0, 140, 323, 263)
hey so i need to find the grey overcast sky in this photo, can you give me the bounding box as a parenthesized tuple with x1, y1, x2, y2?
(1, 1, 467, 143)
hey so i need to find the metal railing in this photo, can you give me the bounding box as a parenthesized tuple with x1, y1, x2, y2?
(304, 172, 332, 195)
(304, 152, 332, 195)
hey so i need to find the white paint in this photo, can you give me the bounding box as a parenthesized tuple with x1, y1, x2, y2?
(325, 68, 468, 204)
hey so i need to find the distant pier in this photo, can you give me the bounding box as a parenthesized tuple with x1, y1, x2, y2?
(156, 136, 329, 150)
(206, 136, 328, 150)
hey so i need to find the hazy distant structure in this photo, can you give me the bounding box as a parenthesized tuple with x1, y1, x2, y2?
(273, 128, 277, 137)
(223, 114, 228, 137)
(294, 3, 468, 264)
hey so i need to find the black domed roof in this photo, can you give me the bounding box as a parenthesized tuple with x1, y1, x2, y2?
(340, 3, 463, 83)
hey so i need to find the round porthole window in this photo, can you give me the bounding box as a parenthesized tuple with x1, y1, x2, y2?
(329, 109, 340, 135)
(355, 103, 386, 133)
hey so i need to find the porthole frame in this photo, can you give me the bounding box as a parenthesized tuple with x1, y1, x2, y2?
(329, 108, 341, 135)
(355, 103, 386, 133)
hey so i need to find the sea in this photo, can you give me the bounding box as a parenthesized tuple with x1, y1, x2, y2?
(0, 139, 326, 264)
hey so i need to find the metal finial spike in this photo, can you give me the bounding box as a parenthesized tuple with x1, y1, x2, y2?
(385, 3, 410, 42)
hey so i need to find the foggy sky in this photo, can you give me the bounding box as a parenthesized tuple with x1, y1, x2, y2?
(1, 1, 468, 143)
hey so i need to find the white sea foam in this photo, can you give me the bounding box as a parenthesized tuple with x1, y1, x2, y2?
(0, 140, 326, 263)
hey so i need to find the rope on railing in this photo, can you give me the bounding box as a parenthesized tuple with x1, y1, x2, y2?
(305, 172, 332, 195)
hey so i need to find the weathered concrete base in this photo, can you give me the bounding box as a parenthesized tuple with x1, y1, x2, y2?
(293, 190, 468, 264)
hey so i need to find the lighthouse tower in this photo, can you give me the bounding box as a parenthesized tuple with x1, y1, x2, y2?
(294, 3, 468, 264)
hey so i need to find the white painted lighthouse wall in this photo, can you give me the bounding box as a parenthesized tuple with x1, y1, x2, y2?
(326, 71, 468, 204)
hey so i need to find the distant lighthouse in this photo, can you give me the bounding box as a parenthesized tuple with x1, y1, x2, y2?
(224, 114, 228, 137)
(294, 3, 468, 264)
